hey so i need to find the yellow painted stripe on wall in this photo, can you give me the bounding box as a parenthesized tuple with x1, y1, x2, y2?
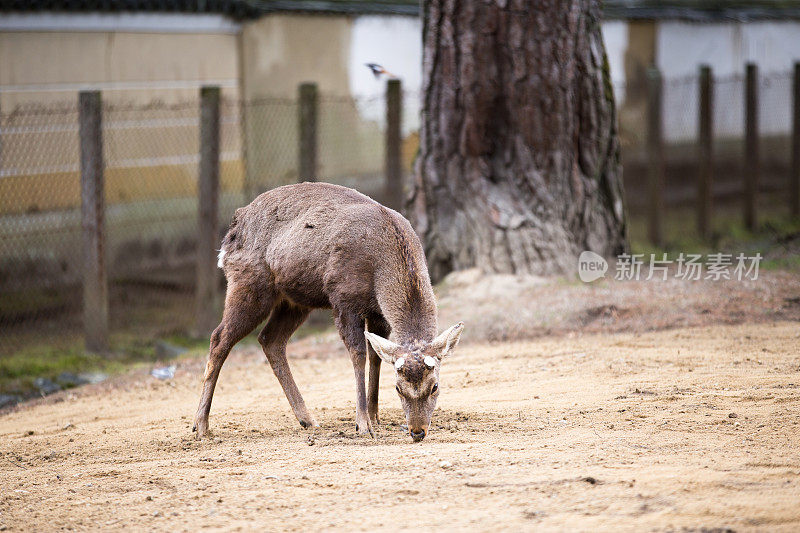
(0, 160, 244, 215)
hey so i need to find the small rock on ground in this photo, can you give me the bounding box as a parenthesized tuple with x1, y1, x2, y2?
(33, 377, 61, 395)
(78, 372, 108, 384)
(0, 394, 19, 409)
(151, 365, 177, 380)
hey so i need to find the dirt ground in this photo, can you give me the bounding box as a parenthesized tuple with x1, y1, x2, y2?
(1, 318, 799, 531)
(434, 268, 800, 342)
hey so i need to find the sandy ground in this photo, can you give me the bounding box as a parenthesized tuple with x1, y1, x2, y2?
(1, 320, 799, 531)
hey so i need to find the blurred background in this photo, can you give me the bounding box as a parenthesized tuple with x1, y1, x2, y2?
(1, 0, 799, 399)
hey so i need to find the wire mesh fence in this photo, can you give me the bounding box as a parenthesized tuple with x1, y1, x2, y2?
(0, 89, 407, 358)
(1, 102, 85, 354)
(0, 68, 797, 359)
(0, 99, 229, 356)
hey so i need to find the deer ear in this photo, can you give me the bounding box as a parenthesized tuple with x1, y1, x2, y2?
(430, 322, 465, 359)
(364, 331, 402, 365)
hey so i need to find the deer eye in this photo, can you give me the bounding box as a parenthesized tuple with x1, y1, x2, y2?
(395, 385, 401, 395)
(432, 383, 439, 394)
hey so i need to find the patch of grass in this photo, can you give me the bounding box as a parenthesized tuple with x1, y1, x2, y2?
(762, 254, 800, 271)
(0, 344, 104, 381)
(0, 332, 208, 397)
(628, 196, 800, 273)
(160, 334, 210, 350)
(0, 340, 117, 396)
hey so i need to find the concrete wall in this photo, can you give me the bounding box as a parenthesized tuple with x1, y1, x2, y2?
(612, 19, 800, 148)
(240, 14, 351, 100)
(617, 20, 657, 147)
(619, 19, 800, 207)
(2, 11, 799, 289)
(0, 23, 243, 215)
(0, 26, 240, 108)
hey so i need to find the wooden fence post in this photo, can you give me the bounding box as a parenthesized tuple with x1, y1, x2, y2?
(646, 67, 664, 247)
(744, 63, 759, 231)
(79, 91, 108, 352)
(385, 79, 403, 211)
(792, 62, 800, 218)
(298, 83, 318, 182)
(196, 86, 221, 337)
(697, 65, 713, 240)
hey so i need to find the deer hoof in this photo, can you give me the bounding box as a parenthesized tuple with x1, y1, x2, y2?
(193, 419, 209, 440)
(356, 420, 375, 438)
(298, 415, 319, 429)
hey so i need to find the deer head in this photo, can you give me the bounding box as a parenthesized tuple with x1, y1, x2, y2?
(364, 322, 464, 442)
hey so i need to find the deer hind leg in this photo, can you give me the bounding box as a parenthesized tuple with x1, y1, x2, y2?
(193, 275, 274, 440)
(334, 308, 373, 437)
(366, 315, 391, 426)
(258, 301, 316, 429)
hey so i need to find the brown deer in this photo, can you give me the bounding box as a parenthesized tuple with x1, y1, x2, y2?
(192, 182, 464, 442)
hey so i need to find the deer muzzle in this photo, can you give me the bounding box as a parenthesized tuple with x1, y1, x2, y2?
(409, 427, 427, 442)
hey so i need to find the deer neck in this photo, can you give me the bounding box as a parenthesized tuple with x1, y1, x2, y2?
(374, 208, 438, 345)
(377, 275, 438, 346)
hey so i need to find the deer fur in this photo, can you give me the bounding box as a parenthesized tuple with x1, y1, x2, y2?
(192, 182, 464, 442)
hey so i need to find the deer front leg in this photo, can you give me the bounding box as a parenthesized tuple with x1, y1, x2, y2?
(335, 309, 373, 437)
(366, 316, 391, 426)
(367, 347, 381, 426)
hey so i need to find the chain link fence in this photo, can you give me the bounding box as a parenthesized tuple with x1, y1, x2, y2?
(0, 88, 410, 358)
(241, 93, 392, 199)
(0, 68, 796, 358)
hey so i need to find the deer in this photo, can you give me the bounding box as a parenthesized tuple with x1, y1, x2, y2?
(192, 182, 464, 442)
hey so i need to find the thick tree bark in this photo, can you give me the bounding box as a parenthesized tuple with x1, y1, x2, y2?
(409, 0, 627, 281)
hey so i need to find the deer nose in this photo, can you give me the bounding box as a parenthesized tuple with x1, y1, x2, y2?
(410, 428, 426, 442)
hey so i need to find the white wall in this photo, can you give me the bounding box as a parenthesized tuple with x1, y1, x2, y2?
(602, 20, 629, 100)
(657, 21, 800, 78)
(348, 15, 422, 135)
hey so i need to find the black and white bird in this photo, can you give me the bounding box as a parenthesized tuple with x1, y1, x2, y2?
(365, 63, 398, 80)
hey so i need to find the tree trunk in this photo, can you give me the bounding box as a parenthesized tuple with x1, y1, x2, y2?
(409, 0, 627, 281)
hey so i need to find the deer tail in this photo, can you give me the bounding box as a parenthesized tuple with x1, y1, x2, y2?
(217, 208, 243, 269)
